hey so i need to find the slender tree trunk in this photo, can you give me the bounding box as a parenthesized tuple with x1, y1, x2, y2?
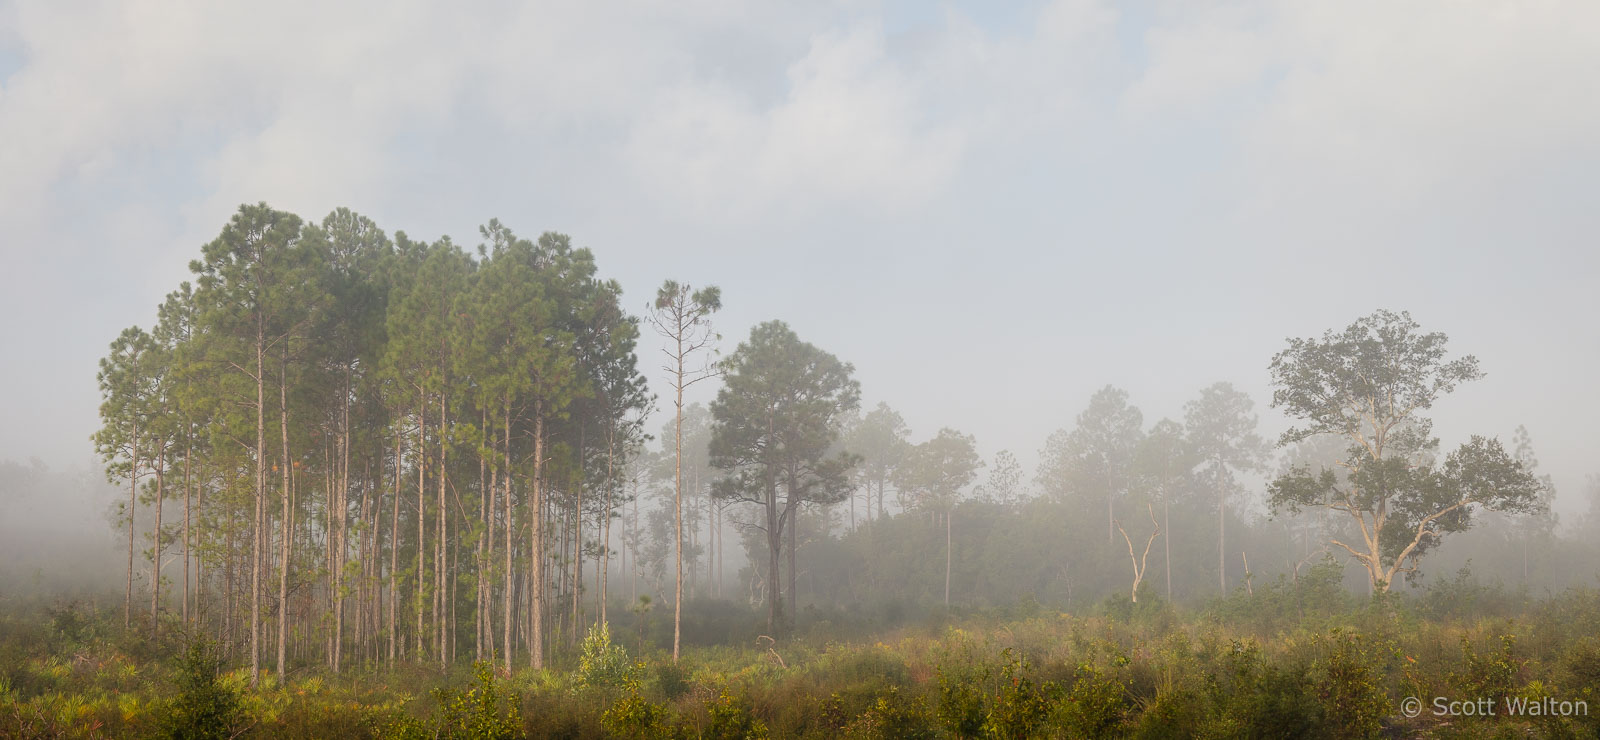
(530, 405, 545, 670)
(416, 396, 428, 662)
(183, 439, 192, 628)
(323, 448, 334, 667)
(1108, 472, 1115, 545)
(944, 507, 952, 607)
(450, 523, 458, 664)
(766, 496, 780, 635)
(361, 455, 373, 668)
(251, 333, 265, 686)
(673, 372, 684, 661)
(480, 407, 492, 662)
(224, 506, 234, 656)
(277, 355, 291, 679)
(151, 441, 165, 638)
(787, 500, 797, 620)
(1218, 475, 1227, 594)
(334, 370, 350, 673)
(436, 394, 448, 668)
(765, 411, 780, 635)
(573, 423, 583, 644)
(701, 466, 711, 598)
(503, 401, 513, 672)
(716, 501, 723, 598)
(1163, 496, 1172, 601)
(389, 433, 400, 667)
(601, 421, 614, 627)
(630, 484, 638, 606)
(126, 426, 138, 631)
(195, 479, 205, 635)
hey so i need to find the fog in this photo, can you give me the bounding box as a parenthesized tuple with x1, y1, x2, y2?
(0, 458, 122, 599)
(2, 0, 1598, 609)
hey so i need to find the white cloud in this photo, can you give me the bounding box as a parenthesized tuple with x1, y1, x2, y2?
(626, 23, 965, 220)
(1251, 1, 1600, 209)
(1122, 12, 1274, 119)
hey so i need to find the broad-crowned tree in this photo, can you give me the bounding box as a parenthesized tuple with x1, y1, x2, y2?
(1267, 310, 1543, 592)
(710, 321, 859, 635)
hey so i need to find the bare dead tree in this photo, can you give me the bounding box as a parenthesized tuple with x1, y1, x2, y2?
(1115, 502, 1162, 603)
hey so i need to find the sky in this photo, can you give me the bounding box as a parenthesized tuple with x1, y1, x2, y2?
(1, 0, 1597, 521)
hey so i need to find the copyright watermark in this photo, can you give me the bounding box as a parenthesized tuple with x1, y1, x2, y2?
(1401, 696, 1589, 718)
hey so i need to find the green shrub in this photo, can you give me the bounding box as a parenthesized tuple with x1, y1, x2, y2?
(1310, 629, 1391, 740)
(1200, 639, 1319, 739)
(1449, 633, 1520, 706)
(574, 623, 630, 692)
(652, 659, 692, 701)
(985, 649, 1053, 739)
(1131, 687, 1204, 739)
(706, 688, 768, 739)
(432, 662, 522, 740)
(1561, 637, 1600, 711)
(160, 640, 245, 740)
(845, 686, 935, 740)
(1049, 662, 1128, 739)
(934, 662, 985, 738)
(602, 661, 677, 739)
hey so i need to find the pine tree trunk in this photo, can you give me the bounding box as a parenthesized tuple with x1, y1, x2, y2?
(480, 407, 493, 662)
(334, 371, 350, 673)
(151, 442, 165, 638)
(502, 400, 513, 672)
(1218, 478, 1226, 594)
(787, 501, 797, 621)
(573, 422, 582, 646)
(673, 376, 684, 662)
(716, 501, 723, 598)
(126, 425, 138, 631)
(436, 393, 447, 667)
(277, 357, 292, 679)
(389, 433, 400, 667)
(1163, 496, 1172, 601)
(765, 411, 780, 635)
(183, 439, 192, 627)
(251, 333, 265, 686)
(416, 396, 427, 662)
(1108, 473, 1115, 545)
(766, 492, 780, 635)
(944, 507, 952, 607)
(601, 422, 613, 627)
(530, 405, 546, 670)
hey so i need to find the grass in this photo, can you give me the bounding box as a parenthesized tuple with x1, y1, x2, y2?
(1, 583, 1598, 738)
